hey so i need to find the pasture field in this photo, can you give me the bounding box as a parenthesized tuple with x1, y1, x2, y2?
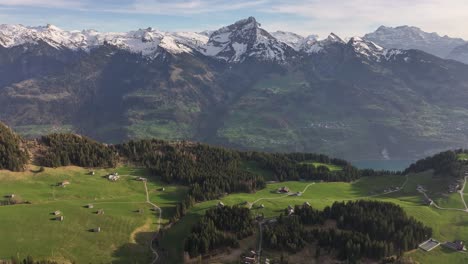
(299, 161, 343, 171)
(0, 166, 187, 263)
(162, 171, 468, 263)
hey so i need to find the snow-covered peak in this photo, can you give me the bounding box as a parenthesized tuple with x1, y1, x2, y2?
(200, 17, 294, 62)
(270, 31, 305, 51)
(298, 33, 343, 54)
(346, 36, 409, 62)
(364, 25, 466, 58)
(348, 36, 385, 60)
(0, 24, 208, 58)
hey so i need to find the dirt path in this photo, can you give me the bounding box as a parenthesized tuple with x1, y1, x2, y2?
(250, 182, 316, 207)
(144, 181, 162, 264)
(418, 186, 468, 213)
(459, 176, 468, 211)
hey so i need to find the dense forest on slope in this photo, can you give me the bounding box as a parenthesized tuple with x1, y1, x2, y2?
(37, 133, 118, 168)
(263, 201, 431, 262)
(404, 150, 466, 177)
(0, 122, 29, 171)
(184, 206, 254, 257)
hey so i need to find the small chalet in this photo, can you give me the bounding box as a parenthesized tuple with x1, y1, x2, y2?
(56, 216, 64, 221)
(137, 177, 147, 182)
(443, 240, 466, 251)
(53, 210, 61, 216)
(259, 204, 265, 209)
(59, 181, 70, 187)
(93, 227, 101, 233)
(217, 201, 225, 208)
(5, 194, 15, 198)
(108, 174, 120, 181)
(87, 204, 94, 209)
(303, 202, 311, 208)
(277, 186, 290, 193)
(97, 209, 105, 215)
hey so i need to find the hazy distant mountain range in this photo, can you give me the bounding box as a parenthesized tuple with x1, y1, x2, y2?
(1, 17, 468, 160)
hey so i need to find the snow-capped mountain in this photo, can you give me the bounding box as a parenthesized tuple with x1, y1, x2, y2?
(364, 25, 466, 58)
(0, 23, 208, 58)
(198, 17, 296, 62)
(270, 31, 305, 51)
(0, 18, 460, 65)
(447, 43, 468, 64)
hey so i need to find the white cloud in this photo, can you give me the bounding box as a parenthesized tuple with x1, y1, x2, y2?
(104, 0, 268, 15)
(0, 0, 84, 9)
(262, 0, 468, 39)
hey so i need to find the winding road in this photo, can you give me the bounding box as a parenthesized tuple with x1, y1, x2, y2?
(418, 176, 468, 213)
(144, 181, 162, 264)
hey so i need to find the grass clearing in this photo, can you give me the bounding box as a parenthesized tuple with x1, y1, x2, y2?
(0, 166, 186, 263)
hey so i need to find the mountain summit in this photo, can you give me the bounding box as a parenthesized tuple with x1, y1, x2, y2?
(1, 17, 468, 160)
(200, 17, 295, 62)
(364, 25, 466, 58)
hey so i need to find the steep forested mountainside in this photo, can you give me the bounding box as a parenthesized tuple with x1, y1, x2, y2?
(1, 18, 468, 160)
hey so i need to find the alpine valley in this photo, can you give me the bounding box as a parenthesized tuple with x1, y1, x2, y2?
(2, 17, 468, 160)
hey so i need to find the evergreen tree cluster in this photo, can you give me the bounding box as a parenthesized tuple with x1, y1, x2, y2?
(404, 150, 461, 177)
(244, 152, 360, 182)
(184, 206, 254, 258)
(0, 122, 29, 171)
(9, 255, 62, 264)
(117, 140, 265, 201)
(38, 133, 117, 168)
(263, 201, 432, 262)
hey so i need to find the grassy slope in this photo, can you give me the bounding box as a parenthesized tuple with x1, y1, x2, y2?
(0, 166, 187, 263)
(162, 171, 468, 263)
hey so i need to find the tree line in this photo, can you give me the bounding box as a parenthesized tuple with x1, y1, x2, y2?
(184, 205, 254, 258)
(37, 133, 118, 168)
(0, 122, 29, 171)
(263, 200, 432, 262)
(404, 150, 462, 177)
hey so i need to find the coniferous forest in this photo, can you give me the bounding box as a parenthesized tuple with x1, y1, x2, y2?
(263, 201, 432, 262)
(0, 122, 29, 171)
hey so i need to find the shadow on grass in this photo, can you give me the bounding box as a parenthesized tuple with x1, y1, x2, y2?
(112, 231, 154, 264)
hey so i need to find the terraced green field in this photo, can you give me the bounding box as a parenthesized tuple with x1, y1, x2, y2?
(0, 166, 187, 263)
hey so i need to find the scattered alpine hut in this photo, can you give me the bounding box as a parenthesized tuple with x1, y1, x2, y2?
(93, 227, 101, 233)
(259, 204, 265, 209)
(160, 187, 166, 191)
(89, 171, 95, 176)
(217, 201, 225, 208)
(277, 186, 290, 194)
(303, 202, 311, 208)
(5, 194, 15, 198)
(443, 240, 466, 251)
(108, 173, 120, 181)
(53, 210, 61, 216)
(137, 177, 147, 182)
(97, 209, 105, 215)
(59, 181, 70, 187)
(56, 216, 64, 221)
(87, 204, 94, 209)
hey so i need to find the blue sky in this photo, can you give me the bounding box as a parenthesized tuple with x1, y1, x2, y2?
(1, 0, 467, 39)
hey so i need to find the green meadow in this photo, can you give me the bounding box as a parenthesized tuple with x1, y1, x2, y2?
(2, 165, 468, 263)
(162, 171, 468, 263)
(0, 166, 186, 263)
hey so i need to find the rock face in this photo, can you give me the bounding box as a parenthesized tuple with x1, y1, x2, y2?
(1, 18, 468, 160)
(364, 25, 466, 59)
(447, 43, 468, 64)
